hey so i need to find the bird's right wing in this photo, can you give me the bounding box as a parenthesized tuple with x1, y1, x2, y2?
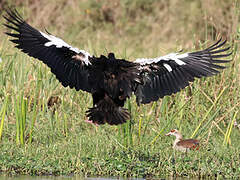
(134, 39, 232, 104)
(4, 8, 92, 92)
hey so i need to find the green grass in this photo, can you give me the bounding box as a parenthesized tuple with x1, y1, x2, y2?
(0, 0, 240, 178)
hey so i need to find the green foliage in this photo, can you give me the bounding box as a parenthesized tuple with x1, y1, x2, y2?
(14, 93, 27, 145)
(0, 94, 8, 140)
(0, 0, 239, 178)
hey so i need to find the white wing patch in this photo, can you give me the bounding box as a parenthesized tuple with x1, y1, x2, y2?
(40, 31, 79, 52)
(134, 53, 188, 66)
(163, 63, 172, 72)
(40, 31, 92, 65)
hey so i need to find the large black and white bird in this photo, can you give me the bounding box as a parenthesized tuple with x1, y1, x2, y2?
(3, 9, 231, 125)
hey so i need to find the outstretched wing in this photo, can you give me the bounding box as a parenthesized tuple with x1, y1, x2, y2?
(134, 39, 231, 104)
(3, 9, 92, 92)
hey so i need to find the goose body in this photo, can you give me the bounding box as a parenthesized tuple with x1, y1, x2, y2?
(3, 9, 231, 125)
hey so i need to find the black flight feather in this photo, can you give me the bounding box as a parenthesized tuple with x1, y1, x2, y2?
(3, 8, 232, 125)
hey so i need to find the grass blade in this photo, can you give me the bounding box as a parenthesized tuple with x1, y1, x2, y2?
(191, 86, 227, 138)
(223, 111, 238, 146)
(150, 92, 196, 145)
(0, 95, 8, 140)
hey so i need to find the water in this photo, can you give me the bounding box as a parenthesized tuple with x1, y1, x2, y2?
(0, 176, 146, 180)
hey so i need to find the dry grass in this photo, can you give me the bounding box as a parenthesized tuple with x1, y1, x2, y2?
(1, 0, 239, 50)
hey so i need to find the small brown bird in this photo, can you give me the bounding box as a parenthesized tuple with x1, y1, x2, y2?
(165, 129, 199, 152)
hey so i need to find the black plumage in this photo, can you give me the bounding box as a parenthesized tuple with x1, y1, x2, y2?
(3, 9, 232, 125)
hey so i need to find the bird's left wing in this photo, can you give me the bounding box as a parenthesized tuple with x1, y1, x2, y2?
(3, 9, 92, 92)
(134, 39, 231, 104)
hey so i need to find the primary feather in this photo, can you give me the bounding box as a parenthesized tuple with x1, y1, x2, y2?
(3, 8, 231, 125)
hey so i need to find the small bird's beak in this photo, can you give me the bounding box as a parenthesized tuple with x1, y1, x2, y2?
(165, 132, 171, 136)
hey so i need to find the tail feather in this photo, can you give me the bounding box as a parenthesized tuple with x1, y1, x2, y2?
(86, 96, 130, 125)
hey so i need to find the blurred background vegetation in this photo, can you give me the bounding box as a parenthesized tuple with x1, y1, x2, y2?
(0, 0, 239, 55)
